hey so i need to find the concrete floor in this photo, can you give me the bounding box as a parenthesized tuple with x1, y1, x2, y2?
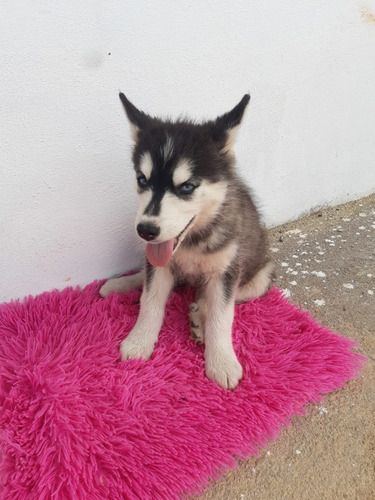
(199, 194, 375, 500)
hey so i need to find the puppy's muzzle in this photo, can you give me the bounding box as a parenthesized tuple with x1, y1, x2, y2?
(137, 222, 160, 241)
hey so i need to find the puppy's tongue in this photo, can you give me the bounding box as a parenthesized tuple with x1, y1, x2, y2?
(146, 239, 176, 267)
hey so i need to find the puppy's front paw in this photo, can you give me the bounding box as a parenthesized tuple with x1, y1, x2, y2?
(205, 348, 243, 390)
(120, 331, 155, 361)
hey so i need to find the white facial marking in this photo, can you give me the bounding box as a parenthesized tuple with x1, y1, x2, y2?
(172, 159, 194, 186)
(193, 180, 228, 231)
(135, 187, 196, 242)
(155, 191, 196, 240)
(135, 173, 227, 247)
(162, 135, 174, 163)
(139, 152, 153, 179)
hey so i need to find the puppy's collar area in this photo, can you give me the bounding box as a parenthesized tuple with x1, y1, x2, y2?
(145, 216, 196, 267)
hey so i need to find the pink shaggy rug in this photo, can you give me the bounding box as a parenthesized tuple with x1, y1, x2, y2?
(0, 281, 364, 500)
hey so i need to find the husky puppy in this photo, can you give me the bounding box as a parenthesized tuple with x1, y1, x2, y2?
(100, 93, 274, 389)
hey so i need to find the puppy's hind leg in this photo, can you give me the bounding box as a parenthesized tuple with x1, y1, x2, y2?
(189, 288, 206, 344)
(235, 260, 275, 303)
(99, 270, 145, 297)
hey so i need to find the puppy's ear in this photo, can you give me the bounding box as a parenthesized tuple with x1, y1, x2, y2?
(211, 94, 250, 153)
(119, 93, 152, 141)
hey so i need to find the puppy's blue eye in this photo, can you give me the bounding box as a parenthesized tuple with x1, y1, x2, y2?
(179, 183, 196, 195)
(137, 175, 147, 187)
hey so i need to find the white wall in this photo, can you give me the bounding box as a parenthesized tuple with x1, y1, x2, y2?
(1, 0, 375, 302)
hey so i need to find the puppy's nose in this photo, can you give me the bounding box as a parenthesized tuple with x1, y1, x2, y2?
(136, 223, 160, 241)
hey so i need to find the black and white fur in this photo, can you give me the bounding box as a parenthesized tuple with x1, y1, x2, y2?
(100, 93, 274, 389)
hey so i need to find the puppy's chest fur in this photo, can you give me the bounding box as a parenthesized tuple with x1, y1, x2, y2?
(169, 241, 238, 286)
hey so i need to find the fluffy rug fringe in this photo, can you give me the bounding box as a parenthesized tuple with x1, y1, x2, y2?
(0, 283, 365, 499)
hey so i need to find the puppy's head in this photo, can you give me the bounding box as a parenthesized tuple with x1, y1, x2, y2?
(119, 93, 250, 267)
